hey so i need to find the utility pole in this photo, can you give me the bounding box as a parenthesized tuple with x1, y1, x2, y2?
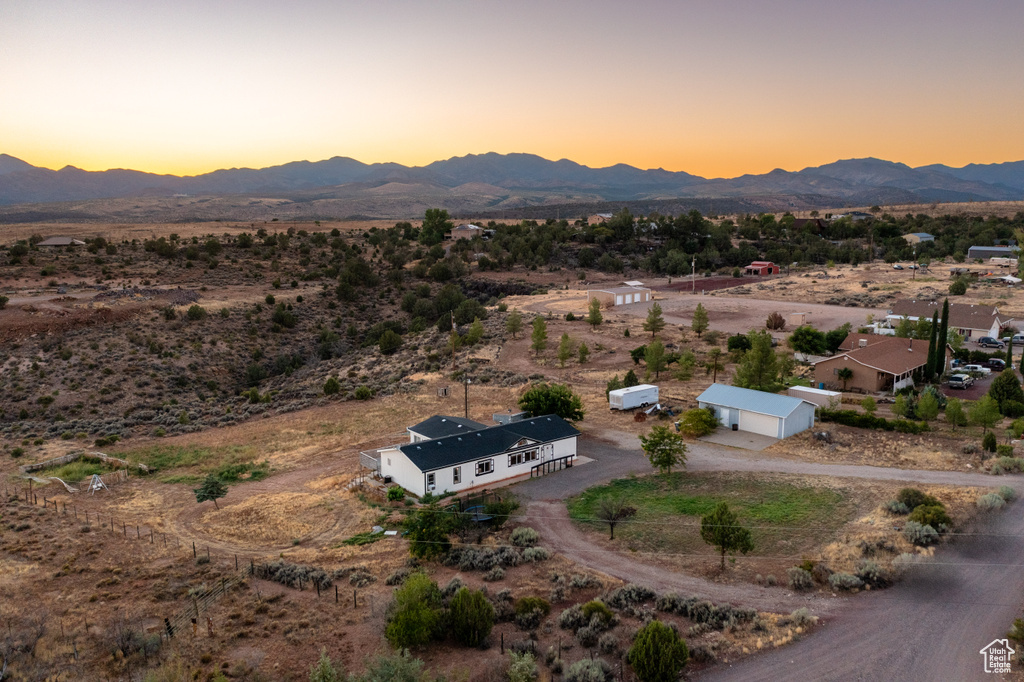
(464, 378, 471, 419)
(912, 246, 917, 281)
(691, 255, 696, 293)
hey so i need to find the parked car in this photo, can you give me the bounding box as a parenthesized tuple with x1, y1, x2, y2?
(948, 374, 975, 389)
(964, 364, 992, 375)
(978, 337, 1005, 349)
(892, 264, 904, 270)
(987, 358, 1007, 371)
(1000, 333, 1024, 344)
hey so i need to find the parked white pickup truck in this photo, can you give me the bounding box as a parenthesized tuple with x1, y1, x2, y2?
(963, 364, 992, 375)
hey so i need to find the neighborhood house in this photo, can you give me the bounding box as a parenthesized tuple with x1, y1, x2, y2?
(370, 414, 580, 497)
(696, 384, 816, 439)
(812, 333, 948, 394)
(885, 299, 1012, 340)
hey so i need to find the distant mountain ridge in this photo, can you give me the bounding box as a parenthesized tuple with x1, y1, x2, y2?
(0, 152, 1021, 216)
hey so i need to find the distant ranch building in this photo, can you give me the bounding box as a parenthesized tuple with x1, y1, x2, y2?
(37, 237, 86, 247)
(587, 284, 652, 307)
(968, 245, 1019, 260)
(903, 232, 934, 244)
(744, 261, 779, 275)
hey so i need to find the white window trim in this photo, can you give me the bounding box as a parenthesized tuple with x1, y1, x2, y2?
(508, 449, 539, 467)
(426, 472, 435, 487)
(476, 459, 493, 476)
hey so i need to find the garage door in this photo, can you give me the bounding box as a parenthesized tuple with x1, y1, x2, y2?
(739, 411, 779, 438)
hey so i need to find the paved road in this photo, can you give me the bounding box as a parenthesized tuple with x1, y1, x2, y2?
(516, 432, 1024, 682)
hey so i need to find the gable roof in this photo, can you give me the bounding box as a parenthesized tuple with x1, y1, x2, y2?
(816, 336, 935, 376)
(887, 299, 1005, 331)
(696, 384, 810, 419)
(407, 415, 487, 440)
(906, 232, 934, 239)
(399, 415, 580, 471)
(590, 286, 650, 295)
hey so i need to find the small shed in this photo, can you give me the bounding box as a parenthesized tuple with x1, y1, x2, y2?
(697, 383, 815, 439)
(587, 286, 652, 307)
(786, 386, 841, 409)
(744, 261, 778, 275)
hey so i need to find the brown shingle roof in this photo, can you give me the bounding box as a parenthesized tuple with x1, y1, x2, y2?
(838, 333, 890, 351)
(888, 299, 1005, 332)
(816, 336, 935, 376)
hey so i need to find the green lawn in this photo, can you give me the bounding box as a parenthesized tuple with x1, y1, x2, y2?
(114, 444, 270, 484)
(567, 473, 852, 557)
(40, 456, 116, 484)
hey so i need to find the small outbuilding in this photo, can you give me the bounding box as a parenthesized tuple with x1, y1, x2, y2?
(786, 386, 841, 409)
(37, 237, 86, 247)
(587, 286, 652, 307)
(696, 383, 816, 439)
(744, 261, 778, 275)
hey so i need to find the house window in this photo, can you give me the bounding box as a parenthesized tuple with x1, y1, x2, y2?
(426, 473, 435, 488)
(453, 467, 461, 484)
(476, 460, 493, 476)
(509, 449, 540, 467)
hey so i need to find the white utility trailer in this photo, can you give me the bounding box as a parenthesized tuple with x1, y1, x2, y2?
(609, 384, 659, 410)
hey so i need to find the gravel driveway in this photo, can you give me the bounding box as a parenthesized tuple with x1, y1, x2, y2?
(514, 431, 1024, 681)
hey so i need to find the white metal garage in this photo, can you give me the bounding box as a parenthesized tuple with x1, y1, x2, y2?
(697, 383, 817, 440)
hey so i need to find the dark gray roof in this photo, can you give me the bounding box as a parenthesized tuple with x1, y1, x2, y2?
(407, 415, 487, 440)
(400, 415, 580, 471)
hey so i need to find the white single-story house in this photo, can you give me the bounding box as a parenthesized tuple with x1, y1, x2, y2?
(696, 384, 816, 439)
(374, 414, 580, 497)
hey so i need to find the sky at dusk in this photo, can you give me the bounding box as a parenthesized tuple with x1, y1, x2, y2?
(3, 0, 1023, 178)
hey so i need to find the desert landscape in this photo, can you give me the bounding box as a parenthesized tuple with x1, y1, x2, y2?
(2, 203, 1024, 681)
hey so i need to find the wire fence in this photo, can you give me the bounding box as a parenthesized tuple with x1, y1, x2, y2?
(2, 481, 377, 647)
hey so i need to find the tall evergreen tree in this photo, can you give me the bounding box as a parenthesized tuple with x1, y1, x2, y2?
(935, 299, 950, 380)
(924, 311, 938, 383)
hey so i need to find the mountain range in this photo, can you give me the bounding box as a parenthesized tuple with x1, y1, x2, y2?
(1, 152, 1022, 221)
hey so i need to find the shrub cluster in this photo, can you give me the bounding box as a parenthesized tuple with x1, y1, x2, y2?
(510, 527, 540, 547)
(443, 545, 522, 571)
(655, 593, 756, 630)
(787, 567, 813, 591)
(991, 457, 1024, 475)
(903, 520, 939, 546)
(977, 493, 1006, 511)
(252, 560, 332, 590)
(818, 409, 927, 434)
(602, 584, 657, 610)
(828, 573, 864, 591)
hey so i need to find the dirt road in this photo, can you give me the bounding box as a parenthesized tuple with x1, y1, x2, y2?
(515, 432, 1024, 681)
(700, 502, 1024, 682)
(521, 292, 885, 336)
